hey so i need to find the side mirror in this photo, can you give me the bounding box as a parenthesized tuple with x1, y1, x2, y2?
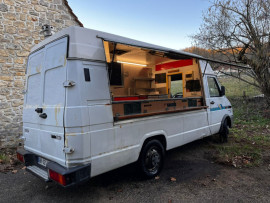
(220, 86, 225, 96)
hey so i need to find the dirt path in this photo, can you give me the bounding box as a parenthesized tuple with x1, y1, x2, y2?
(1, 138, 270, 203)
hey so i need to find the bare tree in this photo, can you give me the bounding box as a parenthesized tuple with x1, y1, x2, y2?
(192, 0, 270, 105)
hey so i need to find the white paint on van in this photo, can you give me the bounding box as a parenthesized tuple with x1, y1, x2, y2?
(23, 27, 233, 178)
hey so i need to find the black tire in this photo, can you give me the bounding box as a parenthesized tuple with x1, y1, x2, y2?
(138, 139, 165, 178)
(219, 119, 229, 143)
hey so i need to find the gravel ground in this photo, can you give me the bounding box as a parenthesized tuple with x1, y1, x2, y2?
(1, 138, 270, 203)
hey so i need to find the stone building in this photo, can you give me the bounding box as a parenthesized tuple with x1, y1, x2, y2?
(0, 0, 83, 147)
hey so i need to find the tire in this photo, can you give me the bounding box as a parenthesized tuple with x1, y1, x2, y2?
(138, 139, 165, 178)
(219, 119, 229, 143)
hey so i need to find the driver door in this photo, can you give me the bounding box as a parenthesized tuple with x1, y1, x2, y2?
(206, 76, 225, 134)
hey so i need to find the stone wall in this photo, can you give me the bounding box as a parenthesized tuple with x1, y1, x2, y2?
(0, 0, 82, 147)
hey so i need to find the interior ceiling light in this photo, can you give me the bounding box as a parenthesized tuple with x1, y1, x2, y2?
(117, 61, 147, 67)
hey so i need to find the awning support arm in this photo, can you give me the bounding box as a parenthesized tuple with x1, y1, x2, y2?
(111, 42, 117, 63)
(202, 61, 208, 77)
(109, 43, 117, 80)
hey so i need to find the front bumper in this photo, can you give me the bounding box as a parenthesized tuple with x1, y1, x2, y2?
(17, 148, 91, 187)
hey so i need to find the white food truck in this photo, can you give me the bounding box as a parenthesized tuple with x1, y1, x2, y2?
(17, 26, 233, 187)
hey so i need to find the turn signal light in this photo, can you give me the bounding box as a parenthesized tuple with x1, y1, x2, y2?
(49, 169, 66, 186)
(17, 153, 24, 163)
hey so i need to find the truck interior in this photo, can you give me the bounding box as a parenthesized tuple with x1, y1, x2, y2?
(102, 41, 207, 121)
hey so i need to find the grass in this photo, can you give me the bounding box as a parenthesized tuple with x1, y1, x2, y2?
(219, 75, 261, 97)
(215, 145, 262, 167)
(209, 98, 270, 168)
(0, 153, 9, 164)
(230, 98, 270, 149)
(170, 80, 183, 96)
(208, 76, 270, 168)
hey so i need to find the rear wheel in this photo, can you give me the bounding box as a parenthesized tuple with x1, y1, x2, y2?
(139, 140, 165, 178)
(219, 119, 229, 143)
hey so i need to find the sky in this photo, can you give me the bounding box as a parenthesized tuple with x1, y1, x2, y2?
(68, 0, 211, 50)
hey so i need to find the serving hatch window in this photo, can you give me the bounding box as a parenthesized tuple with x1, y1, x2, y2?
(104, 41, 200, 94)
(101, 39, 205, 120)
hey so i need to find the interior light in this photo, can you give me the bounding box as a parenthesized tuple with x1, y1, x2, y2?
(117, 61, 147, 67)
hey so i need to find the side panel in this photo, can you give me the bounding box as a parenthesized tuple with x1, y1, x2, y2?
(64, 61, 114, 167)
(90, 109, 210, 177)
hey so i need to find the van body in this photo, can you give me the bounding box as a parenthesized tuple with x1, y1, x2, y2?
(17, 26, 233, 187)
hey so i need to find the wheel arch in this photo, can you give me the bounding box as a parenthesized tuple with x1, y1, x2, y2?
(137, 131, 167, 160)
(219, 114, 232, 133)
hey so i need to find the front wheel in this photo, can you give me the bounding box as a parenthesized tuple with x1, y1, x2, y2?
(138, 140, 165, 178)
(219, 119, 229, 143)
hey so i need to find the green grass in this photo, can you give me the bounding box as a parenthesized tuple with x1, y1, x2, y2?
(219, 75, 261, 97)
(215, 144, 262, 167)
(212, 97, 270, 167)
(170, 80, 183, 96)
(0, 153, 9, 164)
(231, 98, 270, 148)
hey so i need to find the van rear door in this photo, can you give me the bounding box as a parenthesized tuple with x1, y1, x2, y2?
(23, 37, 68, 166)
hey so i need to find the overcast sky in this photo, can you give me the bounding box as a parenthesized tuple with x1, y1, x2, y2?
(68, 0, 211, 50)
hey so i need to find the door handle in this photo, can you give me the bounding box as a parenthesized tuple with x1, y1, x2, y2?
(210, 101, 215, 104)
(35, 108, 43, 113)
(39, 113, 47, 119)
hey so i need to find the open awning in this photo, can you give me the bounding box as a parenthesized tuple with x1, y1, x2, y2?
(97, 35, 250, 70)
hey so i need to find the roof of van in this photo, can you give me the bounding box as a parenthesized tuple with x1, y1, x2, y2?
(31, 26, 203, 61)
(31, 26, 222, 75)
